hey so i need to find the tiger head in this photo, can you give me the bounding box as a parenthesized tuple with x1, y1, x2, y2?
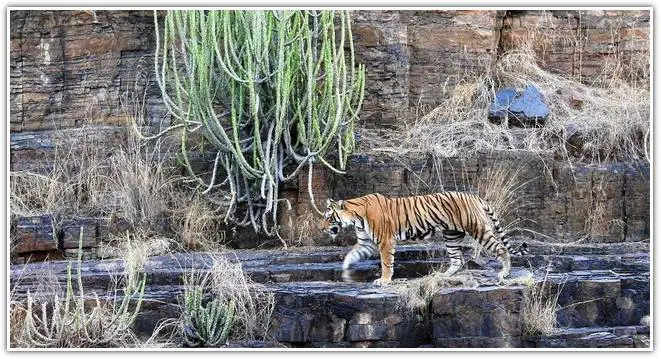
(321, 199, 350, 238)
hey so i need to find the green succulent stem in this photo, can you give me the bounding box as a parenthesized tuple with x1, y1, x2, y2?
(142, 10, 365, 238)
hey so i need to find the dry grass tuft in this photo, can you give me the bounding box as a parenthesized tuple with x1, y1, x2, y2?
(392, 271, 479, 312)
(358, 72, 504, 159)
(478, 164, 524, 219)
(9, 129, 111, 217)
(97, 227, 174, 260)
(170, 196, 227, 251)
(494, 47, 649, 163)
(503, 269, 536, 287)
(475, 163, 538, 241)
(522, 269, 564, 336)
(106, 134, 180, 229)
(9, 301, 28, 345)
(205, 255, 275, 341)
(284, 211, 319, 247)
(118, 230, 173, 292)
(10, 172, 65, 217)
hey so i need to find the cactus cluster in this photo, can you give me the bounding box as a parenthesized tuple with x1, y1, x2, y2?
(141, 10, 365, 237)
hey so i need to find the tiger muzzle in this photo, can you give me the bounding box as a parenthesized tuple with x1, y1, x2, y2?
(324, 224, 340, 236)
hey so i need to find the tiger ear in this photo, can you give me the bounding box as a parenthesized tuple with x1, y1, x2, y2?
(326, 199, 333, 207)
(337, 200, 345, 209)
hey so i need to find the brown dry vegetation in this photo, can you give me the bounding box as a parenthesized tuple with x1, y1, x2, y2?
(169, 195, 228, 251)
(9, 124, 232, 259)
(145, 254, 276, 347)
(392, 272, 480, 313)
(284, 211, 320, 247)
(521, 271, 564, 336)
(357, 19, 650, 164)
(10, 128, 112, 218)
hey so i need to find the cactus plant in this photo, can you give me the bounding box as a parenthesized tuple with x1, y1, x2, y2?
(139, 10, 365, 238)
(182, 286, 236, 347)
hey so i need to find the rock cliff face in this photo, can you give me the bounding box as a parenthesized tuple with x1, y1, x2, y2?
(501, 10, 650, 80)
(10, 11, 156, 132)
(10, 9, 650, 159)
(10, 10, 162, 172)
(9, 10, 650, 259)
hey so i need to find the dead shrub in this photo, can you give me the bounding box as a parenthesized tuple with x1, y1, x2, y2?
(522, 268, 564, 336)
(284, 211, 319, 247)
(357, 19, 649, 165)
(170, 196, 227, 251)
(392, 271, 479, 313)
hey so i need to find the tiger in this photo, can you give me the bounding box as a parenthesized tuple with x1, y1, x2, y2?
(321, 192, 528, 286)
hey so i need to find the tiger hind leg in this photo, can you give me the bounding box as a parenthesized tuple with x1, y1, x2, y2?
(442, 230, 467, 277)
(481, 229, 511, 282)
(495, 247, 511, 283)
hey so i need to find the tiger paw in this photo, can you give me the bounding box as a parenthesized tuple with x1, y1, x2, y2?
(341, 269, 355, 282)
(497, 272, 506, 284)
(373, 277, 391, 286)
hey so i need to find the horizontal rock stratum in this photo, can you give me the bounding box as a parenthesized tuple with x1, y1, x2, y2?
(10, 241, 650, 348)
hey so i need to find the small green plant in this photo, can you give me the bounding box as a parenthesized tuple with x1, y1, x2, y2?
(10, 227, 146, 348)
(182, 286, 236, 347)
(177, 254, 274, 347)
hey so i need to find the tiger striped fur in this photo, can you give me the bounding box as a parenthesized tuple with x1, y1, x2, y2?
(321, 192, 528, 286)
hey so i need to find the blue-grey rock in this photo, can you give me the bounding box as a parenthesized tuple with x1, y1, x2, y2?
(488, 85, 549, 127)
(488, 87, 518, 119)
(510, 85, 549, 118)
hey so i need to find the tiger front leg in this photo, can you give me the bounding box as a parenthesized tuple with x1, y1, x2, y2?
(341, 238, 377, 282)
(373, 237, 396, 286)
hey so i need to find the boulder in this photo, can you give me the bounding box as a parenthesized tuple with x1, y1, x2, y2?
(488, 85, 549, 127)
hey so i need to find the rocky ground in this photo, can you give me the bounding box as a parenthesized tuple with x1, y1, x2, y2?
(9, 241, 650, 348)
